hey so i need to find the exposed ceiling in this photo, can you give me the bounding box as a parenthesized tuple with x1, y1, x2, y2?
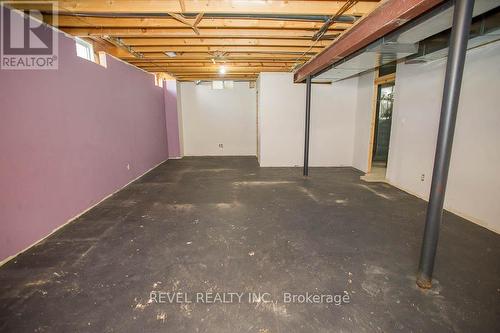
(306, 0, 499, 83)
(6, 0, 382, 81)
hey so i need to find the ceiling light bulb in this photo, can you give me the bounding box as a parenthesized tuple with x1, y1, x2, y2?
(219, 66, 227, 74)
(165, 51, 177, 58)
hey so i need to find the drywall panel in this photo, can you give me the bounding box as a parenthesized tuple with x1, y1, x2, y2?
(256, 78, 262, 163)
(164, 80, 181, 158)
(387, 41, 500, 233)
(180, 82, 257, 156)
(258, 72, 358, 167)
(258, 73, 306, 166)
(309, 79, 358, 166)
(352, 71, 376, 173)
(0, 9, 169, 261)
(176, 81, 185, 157)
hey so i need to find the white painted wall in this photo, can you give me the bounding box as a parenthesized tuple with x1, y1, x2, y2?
(387, 41, 500, 233)
(352, 71, 376, 172)
(258, 73, 305, 166)
(310, 78, 358, 166)
(258, 72, 358, 167)
(179, 82, 257, 156)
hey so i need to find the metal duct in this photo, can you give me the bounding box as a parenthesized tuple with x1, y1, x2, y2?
(46, 11, 358, 23)
(313, 0, 499, 83)
(406, 7, 500, 63)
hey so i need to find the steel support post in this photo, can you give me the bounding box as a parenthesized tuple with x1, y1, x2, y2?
(303, 76, 312, 176)
(416, 0, 475, 289)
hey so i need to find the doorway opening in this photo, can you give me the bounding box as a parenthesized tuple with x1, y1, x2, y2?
(362, 63, 396, 182)
(372, 82, 395, 166)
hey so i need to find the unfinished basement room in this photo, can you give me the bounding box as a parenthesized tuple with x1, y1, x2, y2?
(1, 0, 499, 332)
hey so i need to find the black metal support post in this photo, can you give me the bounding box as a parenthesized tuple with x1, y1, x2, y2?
(303, 76, 312, 176)
(416, 0, 475, 289)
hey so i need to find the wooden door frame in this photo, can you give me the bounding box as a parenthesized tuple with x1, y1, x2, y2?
(367, 72, 396, 173)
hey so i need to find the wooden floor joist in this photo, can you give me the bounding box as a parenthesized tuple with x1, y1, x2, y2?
(132, 46, 326, 53)
(129, 61, 301, 67)
(16, 0, 381, 15)
(8, 0, 384, 80)
(136, 66, 290, 72)
(120, 38, 332, 47)
(124, 53, 314, 60)
(47, 16, 352, 30)
(61, 27, 345, 39)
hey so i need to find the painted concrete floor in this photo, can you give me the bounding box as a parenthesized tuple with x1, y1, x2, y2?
(360, 165, 387, 183)
(0, 157, 499, 332)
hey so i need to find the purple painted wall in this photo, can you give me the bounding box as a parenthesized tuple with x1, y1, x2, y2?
(164, 80, 181, 158)
(0, 14, 169, 261)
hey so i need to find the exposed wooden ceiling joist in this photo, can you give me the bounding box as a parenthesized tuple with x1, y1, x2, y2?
(174, 74, 258, 77)
(60, 27, 343, 39)
(176, 77, 258, 81)
(174, 74, 258, 78)
(120, 38, 331, 47)
(120, 53, 314, 61)
(126, 54, 312, 60)
(177, 78, 258, 82)
(85, 37, 133, 58)
(7, 0, 384, 80)
(132, 46, 325, 53)
(46, 16, 351, 30)
(136, 66, 290, 72)
(15, 0, 380, 15)
(129, 61, 301, 66)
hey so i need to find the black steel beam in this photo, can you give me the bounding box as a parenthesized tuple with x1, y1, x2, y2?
(416, 0, 475, 289)
(303, 76, 312, 176)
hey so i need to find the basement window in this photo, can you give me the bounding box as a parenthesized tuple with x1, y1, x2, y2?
(378, 61, 397, 77)
(212, 80, 234, 90)
(75, 38, 95, 62)
(154, 74, 164, 87)
(212, 81, 224, 90)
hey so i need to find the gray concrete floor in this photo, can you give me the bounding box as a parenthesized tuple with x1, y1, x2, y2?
(0, 157, 499, 332)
